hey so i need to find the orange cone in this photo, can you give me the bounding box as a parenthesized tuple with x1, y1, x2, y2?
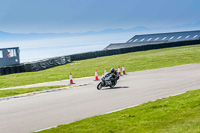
(69, 72, 74, 84)
(104, 68, 107, 74)
(95, 69, 99, 80)
(118, 66, 121, 75)
(122, 65, 126, 75)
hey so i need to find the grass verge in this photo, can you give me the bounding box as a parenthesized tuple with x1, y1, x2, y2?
(0, 85, 68, 98)
(1, 44, 200, 88)
(36, 89, 200, 133)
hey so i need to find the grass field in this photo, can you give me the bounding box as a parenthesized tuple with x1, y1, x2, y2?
(1, 44, 200, 88)
(0, 85, 68, 98)
(36, 89, 200, 133)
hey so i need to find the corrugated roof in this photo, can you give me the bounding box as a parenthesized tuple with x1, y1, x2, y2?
(104, 41, 167, 50)
(127, 30, 200, 43)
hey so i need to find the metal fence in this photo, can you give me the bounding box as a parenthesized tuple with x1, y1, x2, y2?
(0, 39, 200, 76)
(0, 56, 71, 75)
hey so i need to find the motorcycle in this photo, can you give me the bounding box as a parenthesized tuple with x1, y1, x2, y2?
(97, 73, 117, 90)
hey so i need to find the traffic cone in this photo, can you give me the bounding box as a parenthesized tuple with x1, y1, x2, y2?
(104, 68, 107, 74)
(95, 69, 99, 80)
(69, 72, 74, 84)
(122, 65, 126, 75)
(118, 66, 121, 76)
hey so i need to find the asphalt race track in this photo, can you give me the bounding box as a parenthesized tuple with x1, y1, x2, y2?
(1, 64, 200, 133)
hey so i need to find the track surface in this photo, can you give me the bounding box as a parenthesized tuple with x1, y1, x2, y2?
(1, 64, 200, 133)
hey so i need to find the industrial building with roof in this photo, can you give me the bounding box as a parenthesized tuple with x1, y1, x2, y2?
(105, 30, 200, 50)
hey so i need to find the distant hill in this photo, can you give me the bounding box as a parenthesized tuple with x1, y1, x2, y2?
(2, 23, 200, 42)
(0, 26, 149, 42)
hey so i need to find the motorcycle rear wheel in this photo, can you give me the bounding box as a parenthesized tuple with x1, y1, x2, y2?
(110, 80, 117, 88)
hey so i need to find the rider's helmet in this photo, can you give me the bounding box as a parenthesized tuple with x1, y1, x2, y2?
(111, 68, 115, 73)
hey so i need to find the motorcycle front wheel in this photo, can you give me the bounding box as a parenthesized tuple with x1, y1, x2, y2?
(97, 82, 102, 90)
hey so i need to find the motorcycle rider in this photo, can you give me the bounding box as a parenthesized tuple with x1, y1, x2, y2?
(109, 68, 120, 81)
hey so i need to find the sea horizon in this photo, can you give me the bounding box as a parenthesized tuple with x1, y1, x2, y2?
(0, 32, 134, 63)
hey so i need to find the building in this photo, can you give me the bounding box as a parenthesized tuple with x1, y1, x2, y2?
(0, 47, 20, 67)
(105, 30, 200, 50)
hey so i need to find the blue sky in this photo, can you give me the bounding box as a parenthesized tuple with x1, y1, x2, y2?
(1, 0, 200, 62)
(0, 0, 200, 33)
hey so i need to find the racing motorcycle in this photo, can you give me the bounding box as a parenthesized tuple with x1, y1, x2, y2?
(97, 73, 117, 90)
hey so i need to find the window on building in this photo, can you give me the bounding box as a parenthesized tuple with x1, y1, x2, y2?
(169, 36, 174, 40)
(177, 36, 182, 39)
(140, 38, 145, 42)
(185, 35, 190, 39)
(128, 39, 133, 42)
(7, 49, 17, 58)
(162, 37, 167, 40)
(147, 38, 152, 41)
(133, 39, 138, 42)
(0, 50, 3, 58)
(155, 37, 159, 41)
(193, 35, 198, 38)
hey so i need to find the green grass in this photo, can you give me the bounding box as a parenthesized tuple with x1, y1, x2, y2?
(0, 85, 68, 98)
(36, 89, 200, 133)
(1, 44, 200, 88)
